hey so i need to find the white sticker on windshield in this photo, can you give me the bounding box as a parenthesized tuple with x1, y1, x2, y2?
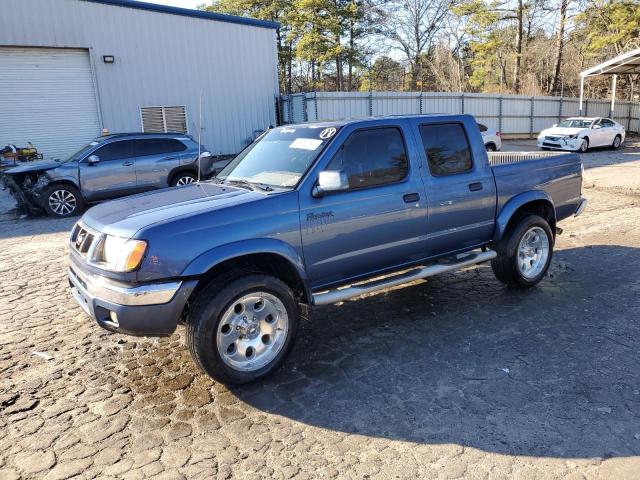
(290, 138, 323, 150)
(319, 127, 336, 139)
(280, 127, 296, 134)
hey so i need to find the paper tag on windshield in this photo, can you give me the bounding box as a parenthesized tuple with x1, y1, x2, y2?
(290, 138, 323, 150)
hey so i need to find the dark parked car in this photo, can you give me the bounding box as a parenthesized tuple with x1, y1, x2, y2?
(2, 133, 214, 217)
(68, 115, 586, 384)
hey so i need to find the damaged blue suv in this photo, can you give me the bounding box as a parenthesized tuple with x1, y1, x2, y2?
(3, 133, 213, 217)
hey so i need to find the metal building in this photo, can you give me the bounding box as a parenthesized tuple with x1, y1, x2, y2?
(0, 0, 279, 159)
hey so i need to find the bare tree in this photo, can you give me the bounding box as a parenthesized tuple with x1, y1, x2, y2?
(383, 0, 450, 90)
(550, 0, 568, 94)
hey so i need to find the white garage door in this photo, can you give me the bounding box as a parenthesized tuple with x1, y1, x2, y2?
(0, 47, 101, 160)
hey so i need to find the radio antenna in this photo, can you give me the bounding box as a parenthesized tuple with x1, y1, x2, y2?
(197, 89, 203, 182)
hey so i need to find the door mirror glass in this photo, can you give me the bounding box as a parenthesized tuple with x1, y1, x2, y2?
(313, 170, 349, 197)
(87, 154, 100, 165)
(200, 151, 212, 158)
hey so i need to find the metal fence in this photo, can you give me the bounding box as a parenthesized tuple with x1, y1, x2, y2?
(280, 91, 640, 135)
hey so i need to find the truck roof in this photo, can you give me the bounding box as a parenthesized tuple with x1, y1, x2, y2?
(286, 113, 472, 129)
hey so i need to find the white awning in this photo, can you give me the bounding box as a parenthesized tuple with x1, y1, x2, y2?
(581, 48, 640, 78)
(579, 48, 640, 119)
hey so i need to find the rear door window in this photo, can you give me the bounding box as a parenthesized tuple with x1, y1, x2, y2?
(327, 127, 408, 190)
(136, 138, 186, 157)
(419, 123, 473, 176)
(92, 140, 135, 161)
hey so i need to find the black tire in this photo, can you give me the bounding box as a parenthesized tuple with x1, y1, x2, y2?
(611, 135, 622, 150)
(171, 171, 197, 187)
(42, 184, 84, 218)
(541, 147, 550, 151)
(186, 273, 299, 384)
(491, 214, 554, 288)
(578, 137, 589, 153)
(485, 143, 496, 152)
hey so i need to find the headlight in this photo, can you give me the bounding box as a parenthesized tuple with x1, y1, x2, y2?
(567, 134, 578, 139)
(99, 235, 148, 272)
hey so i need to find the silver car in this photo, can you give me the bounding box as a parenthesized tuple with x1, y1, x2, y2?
(2, 133, 214, 217)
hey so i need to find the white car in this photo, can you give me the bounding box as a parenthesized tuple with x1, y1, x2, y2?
(478, 123, 502, 151)
(537, 117, 625, 152)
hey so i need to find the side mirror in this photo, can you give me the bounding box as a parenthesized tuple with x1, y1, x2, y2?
(552, 124, 557, 128)
(592, 124, 601, 129)
(312, 170, 349, 197)
(87, 154, 100, 165)
(200, 151, 212, 159)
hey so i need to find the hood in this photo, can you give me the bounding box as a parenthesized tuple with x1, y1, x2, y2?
(540, 127, 585, 137)
(81, 182, 267, 237)
(3, 160, 61, 174)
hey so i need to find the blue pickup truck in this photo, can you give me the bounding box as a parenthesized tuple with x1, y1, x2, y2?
(68, 115, 586, 384)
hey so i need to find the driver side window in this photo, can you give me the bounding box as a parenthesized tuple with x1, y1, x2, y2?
(327, 127, 408, 190)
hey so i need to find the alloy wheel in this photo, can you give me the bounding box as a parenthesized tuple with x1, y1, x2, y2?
(216, 292, 289, 372)
(517, 226, 550, 279)
(48, 189, 77, 216)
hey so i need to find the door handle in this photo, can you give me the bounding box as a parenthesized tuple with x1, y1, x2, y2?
(403, 193, 420, 203)
(122, 161, 134, 166)
(439, 200, 453, 206)
(469, 182, 483, 191)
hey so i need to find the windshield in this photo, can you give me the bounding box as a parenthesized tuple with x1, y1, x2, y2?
(59, 141, 99, 163)
(217, 125, 340, 188)
(558, 119, 593, 129)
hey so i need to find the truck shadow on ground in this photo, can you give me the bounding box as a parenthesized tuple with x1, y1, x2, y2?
(233, 244, 640, 459)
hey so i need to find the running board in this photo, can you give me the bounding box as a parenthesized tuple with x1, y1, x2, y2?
(312, 250, 497, 306)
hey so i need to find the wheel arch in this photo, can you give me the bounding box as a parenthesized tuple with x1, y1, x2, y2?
(183, 239, 311, 304)
(493, 191, 556, 242)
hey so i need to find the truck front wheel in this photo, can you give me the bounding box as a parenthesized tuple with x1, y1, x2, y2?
(186, 273, 299, 384)
(491, 214, 554, 288)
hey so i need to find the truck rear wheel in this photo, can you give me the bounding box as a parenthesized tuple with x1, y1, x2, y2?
(491, 214, 554, 288)
(186, 273, 299, 384)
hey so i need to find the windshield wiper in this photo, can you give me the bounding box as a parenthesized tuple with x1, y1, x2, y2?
(223, 179, 273, 192)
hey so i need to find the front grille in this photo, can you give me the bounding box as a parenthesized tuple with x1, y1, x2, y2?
(546, 136, 560, 141)
(70, 223, 101, 259)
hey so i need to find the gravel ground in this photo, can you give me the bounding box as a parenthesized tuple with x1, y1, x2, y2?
(1, 140, 639, 479)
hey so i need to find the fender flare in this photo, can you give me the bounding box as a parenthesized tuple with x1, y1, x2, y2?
(493, 190, 555, 241)
(181, 238, 311, 300)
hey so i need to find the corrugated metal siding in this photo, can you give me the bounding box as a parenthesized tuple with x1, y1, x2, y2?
(0, 0, 279, 156)
(281, 91, 640, 135)
(0, 47, 101, 159)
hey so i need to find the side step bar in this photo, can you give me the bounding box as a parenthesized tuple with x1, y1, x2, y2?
(312, 250, 497, 306)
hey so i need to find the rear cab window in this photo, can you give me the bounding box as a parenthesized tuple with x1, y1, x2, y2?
(419, 123, 473, 176)
(327, 127, 408, 190)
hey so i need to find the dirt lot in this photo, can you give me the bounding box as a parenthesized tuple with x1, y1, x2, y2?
(1, 140, 639, 479)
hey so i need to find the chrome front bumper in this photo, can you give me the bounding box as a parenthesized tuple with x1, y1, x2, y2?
(68, 266, 197, 336)
(68, 267, 181, 306)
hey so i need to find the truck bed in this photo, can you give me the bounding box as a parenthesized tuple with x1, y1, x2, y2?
(488, 150, 583, 223)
